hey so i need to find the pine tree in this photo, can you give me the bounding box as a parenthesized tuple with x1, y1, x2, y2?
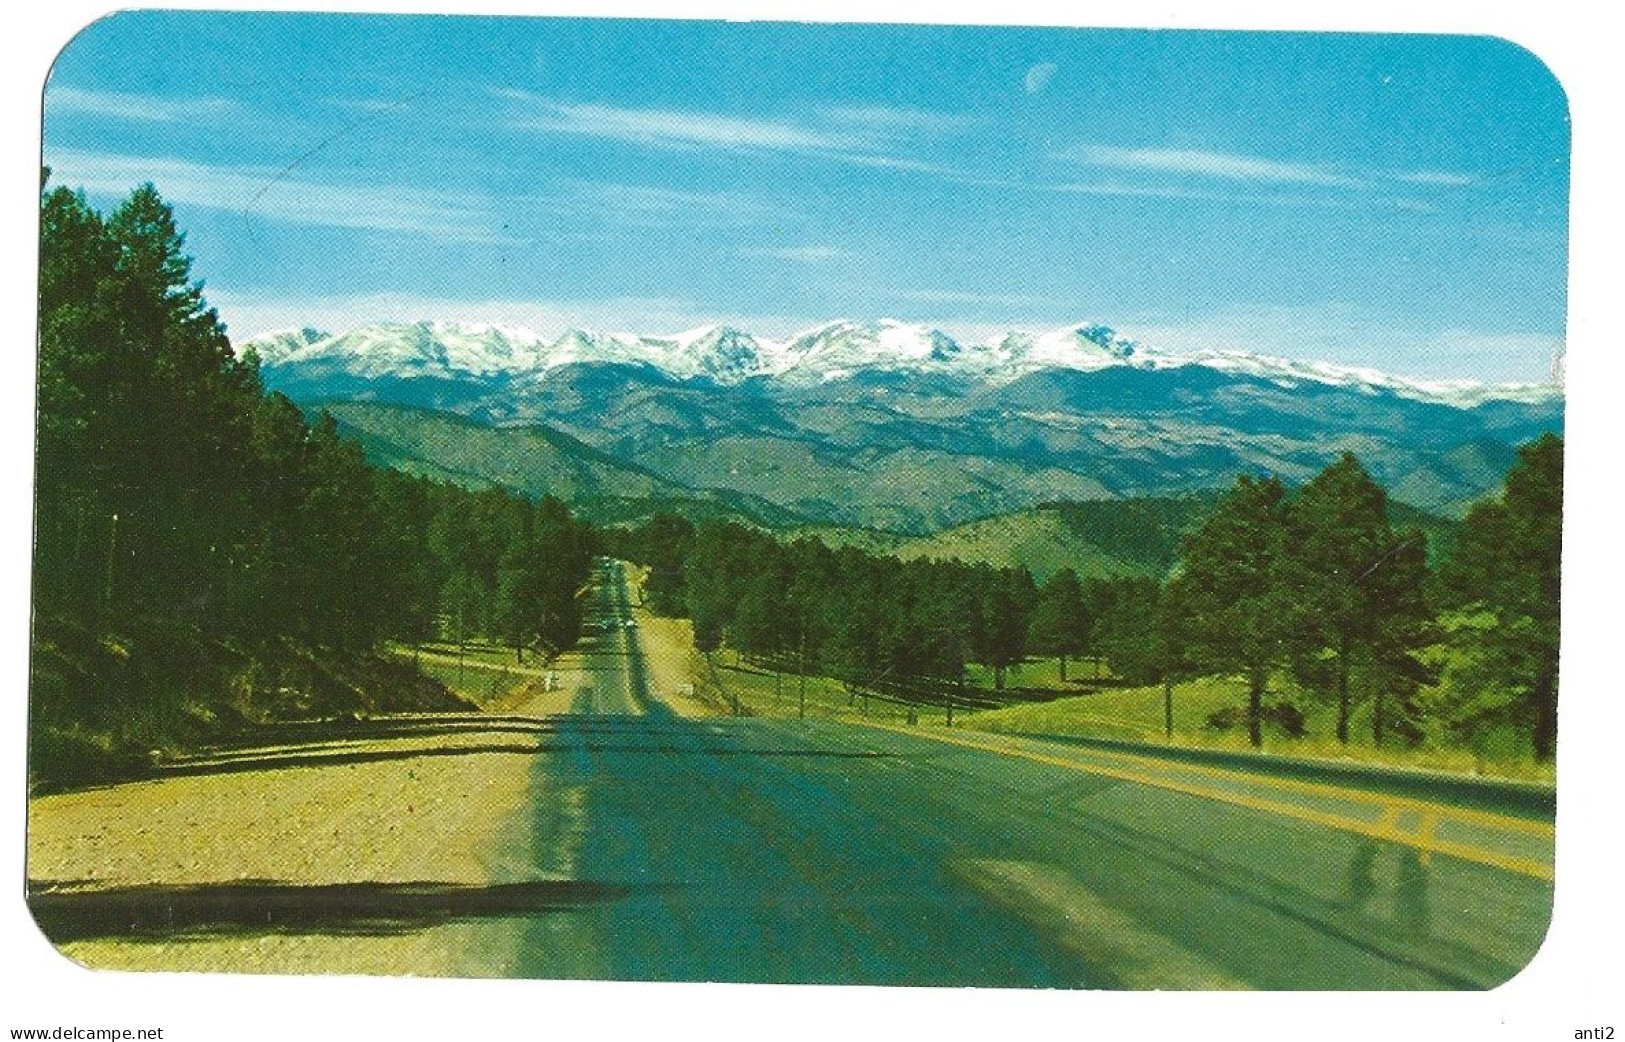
(636, 513, 694, 615)
(1166, 475, 1293, 747)
(979, 569, 1035, 690)
(36, 182, 119, 614)
(32, 175, 606, 783)
(1028, 568, 1089, 681)
(1281, 454, 1437, 745)
(1437, 434, 1562, 761)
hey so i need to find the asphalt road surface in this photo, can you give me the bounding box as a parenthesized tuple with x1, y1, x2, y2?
(29, 560, 1553, 988)
(506, 561, 1552, 988)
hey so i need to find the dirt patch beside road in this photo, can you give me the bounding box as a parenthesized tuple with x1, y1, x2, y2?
(25, 573, 650, 977)
(632, 611, 716, 718)
(26, 716, 554, 976)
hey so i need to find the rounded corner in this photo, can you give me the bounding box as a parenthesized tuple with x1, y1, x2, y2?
(1466, 32, 1573, 129)
(42, 9, 140, 100)
(19, 887, 106, 974)
(1483, 883, 1558, 993)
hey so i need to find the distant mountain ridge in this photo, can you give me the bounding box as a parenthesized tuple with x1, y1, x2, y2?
(248, 318, 1563, 534)
(246, 318, 1561, 408)
(319, 401, 808, 528)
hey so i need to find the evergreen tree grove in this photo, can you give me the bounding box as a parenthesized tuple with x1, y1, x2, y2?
(1164, 475, 1293, 747)
(1436, 434, 1563, 761)
(1280, 454, 1437, 746)
(32, 174, 597, 779)
(1028, 568, 1088, 682)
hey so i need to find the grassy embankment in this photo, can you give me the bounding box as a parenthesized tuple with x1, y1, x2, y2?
(28, 617, 473, 793)
(958, 669, 1556, 783)
(690, 648, 930, 725)
(671, 630, 1551, 783)
(395, 640, 558, 711)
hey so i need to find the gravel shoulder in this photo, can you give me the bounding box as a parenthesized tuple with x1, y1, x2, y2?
(631, 610, 714, 718)
(25, 566, 702, 977)
(25, 681, 582, 976)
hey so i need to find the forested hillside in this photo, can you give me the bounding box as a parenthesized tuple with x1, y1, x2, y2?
(255, 322, 1561, 531)
(31, 176, 596, 788)
(31, 172, 1563, 786)
(613, 441, 1561, 764)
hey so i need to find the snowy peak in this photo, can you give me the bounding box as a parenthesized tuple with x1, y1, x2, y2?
(245, 321, 545, 378)
(877, 320, 963, 364)
(662, 325, 773, 382)
(238, 326, 328, 364)
(1003, 324, 1149, 374)
(545, 328, 652, 370)
(781, 319, 969, 382)
(1069, 324, 1141, 362)
(242, 318, 1563, 407)
(1174, 348, 1560, 406)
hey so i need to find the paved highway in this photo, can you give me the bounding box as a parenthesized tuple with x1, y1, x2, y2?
(29, 560, 1552, 987)
(507, 561, 1553, 988)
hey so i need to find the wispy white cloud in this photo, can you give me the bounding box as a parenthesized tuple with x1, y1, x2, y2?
(208, 290, 821, 344)
(748, 245, 850, 263)
(498, 91, 860, 152)
(45, 148, 522, 245)
(952, 172, 1402, 211)
(46, 86, 245, 124)
(1058, 145, 1482, 198)
(1070, 145, 1368, 188)
(1046, 180, 1282, 202)
(1390, 169, 1478, 187)
(46, 149, 789, 241)
(837, 152, 964, 176)
(496, 90, 969, 175)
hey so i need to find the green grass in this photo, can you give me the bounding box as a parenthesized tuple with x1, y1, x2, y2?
(892, 509, 1147, 581)
(695, 650, 956, 726)
(389, 640, 543, 707)
(962, 656, 1110, 695)
(960, 672, 1555, 783)
(641, 607, 1552, 785)
(963, 675, 1249, 742)
(409, 639, 533, 668)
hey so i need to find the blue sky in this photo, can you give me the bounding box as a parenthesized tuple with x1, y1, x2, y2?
(42, 12, 1569, 382)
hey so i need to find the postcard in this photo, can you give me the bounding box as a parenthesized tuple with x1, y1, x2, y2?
(25, 10, 1566, 994)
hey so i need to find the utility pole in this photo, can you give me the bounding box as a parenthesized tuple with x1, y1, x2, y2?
(714, 651, 738, 716)
(103, 512, 119, 617)
(798, 632, 807, 720)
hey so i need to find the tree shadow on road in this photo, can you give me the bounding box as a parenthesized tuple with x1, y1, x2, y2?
(28, 878, 642, 944)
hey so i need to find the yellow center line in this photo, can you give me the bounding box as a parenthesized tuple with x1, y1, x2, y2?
(1067, 740, 1555, 838)
(953, 726, 1552, 838)
(1415, 810, 1442, 867)
(870, 723, 1554, 882)
(1374, 803, 1404, 842)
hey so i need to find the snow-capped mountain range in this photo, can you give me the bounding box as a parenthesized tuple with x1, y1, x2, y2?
(244, 318, 1560, 408)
